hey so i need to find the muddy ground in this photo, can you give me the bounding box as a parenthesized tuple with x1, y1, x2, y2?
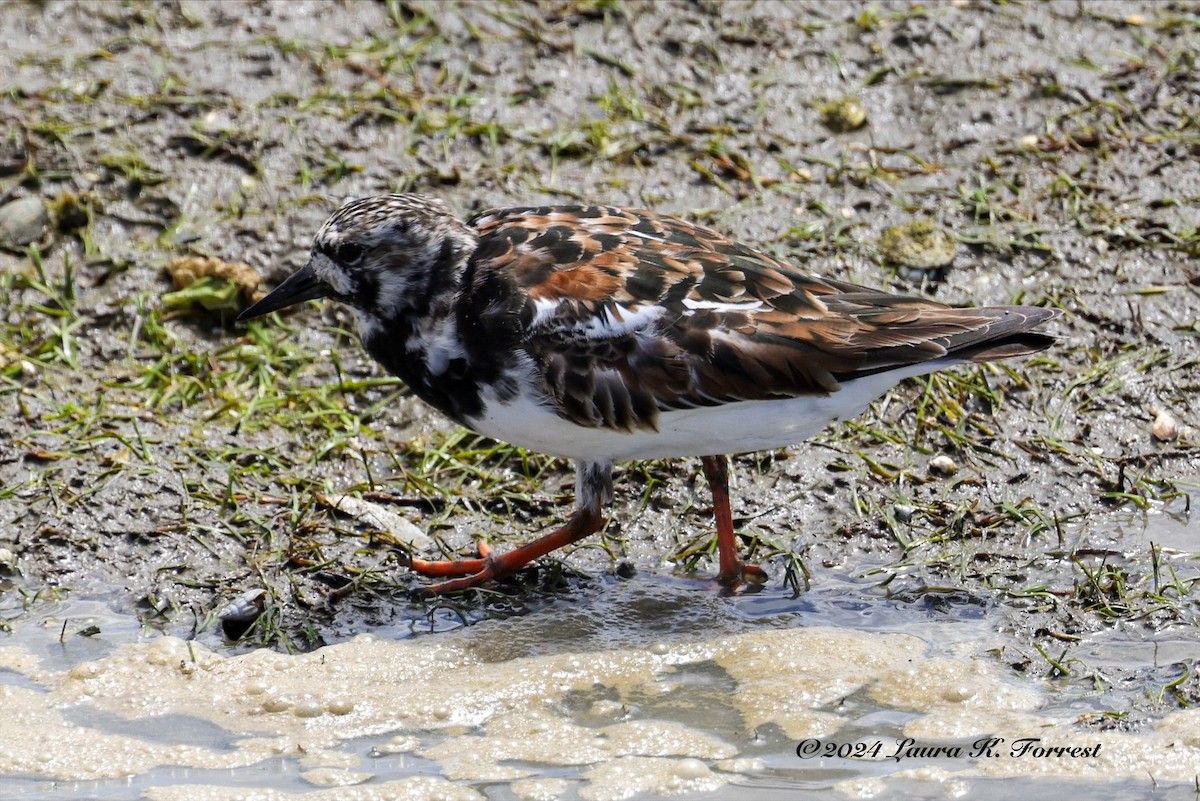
(1, 0, 1198, 733)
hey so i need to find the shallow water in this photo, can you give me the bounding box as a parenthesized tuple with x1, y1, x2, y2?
(2, 521, 1197, 801)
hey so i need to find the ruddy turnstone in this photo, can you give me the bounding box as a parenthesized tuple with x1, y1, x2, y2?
(239, 194, 1058, 593)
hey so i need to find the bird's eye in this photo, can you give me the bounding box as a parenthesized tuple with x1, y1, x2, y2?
(334, 242, 365, 266)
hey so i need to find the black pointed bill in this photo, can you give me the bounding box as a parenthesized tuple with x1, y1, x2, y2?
(238, 262, 329, 321)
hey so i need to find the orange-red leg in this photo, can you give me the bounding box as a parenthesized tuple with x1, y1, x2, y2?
(701, 455, 768, 588)
(408, 508, 605, 593)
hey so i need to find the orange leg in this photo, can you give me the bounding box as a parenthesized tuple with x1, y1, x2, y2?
(701, 455, 768, 588)
(408, 508, 605, 593)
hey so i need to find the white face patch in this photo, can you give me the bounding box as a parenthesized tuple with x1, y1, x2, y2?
(310, 252, 357, 298)
(374, 269, 410, 315)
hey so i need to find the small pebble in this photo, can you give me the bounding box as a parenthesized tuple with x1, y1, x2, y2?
(0, 196, 49, 247)
(929, 455, 958, 476)
(1152, 409, 1178, 442)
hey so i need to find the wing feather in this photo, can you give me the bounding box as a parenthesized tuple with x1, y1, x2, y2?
(465, 206, 1057, 431)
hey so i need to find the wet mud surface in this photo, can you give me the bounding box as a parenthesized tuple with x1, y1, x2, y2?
(1, 1, 1198, 797)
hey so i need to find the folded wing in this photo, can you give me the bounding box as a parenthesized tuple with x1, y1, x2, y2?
(466, 205, 1057, 432)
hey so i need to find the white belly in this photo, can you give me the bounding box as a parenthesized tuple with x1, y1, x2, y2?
(466, 360, 959, 461)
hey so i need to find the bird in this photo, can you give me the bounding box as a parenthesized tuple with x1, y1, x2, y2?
(238, 193, 1058, 593)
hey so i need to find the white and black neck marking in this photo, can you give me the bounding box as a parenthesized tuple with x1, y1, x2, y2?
(306, 195, 531, 424)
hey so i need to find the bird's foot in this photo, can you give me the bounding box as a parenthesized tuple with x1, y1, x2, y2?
(715, 561, 769, 592)
(408, 542, 505, 594)
(406, 508, 606, 594)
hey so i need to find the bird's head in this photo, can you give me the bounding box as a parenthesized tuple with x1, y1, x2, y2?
(238, 194, 477, 324)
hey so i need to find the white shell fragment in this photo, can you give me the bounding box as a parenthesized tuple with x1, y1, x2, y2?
(217, 588, 268, 623)
(317, 494, 433, 551)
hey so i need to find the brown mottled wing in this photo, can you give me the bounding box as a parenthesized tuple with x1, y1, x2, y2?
(466, 205, 1056, 431)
